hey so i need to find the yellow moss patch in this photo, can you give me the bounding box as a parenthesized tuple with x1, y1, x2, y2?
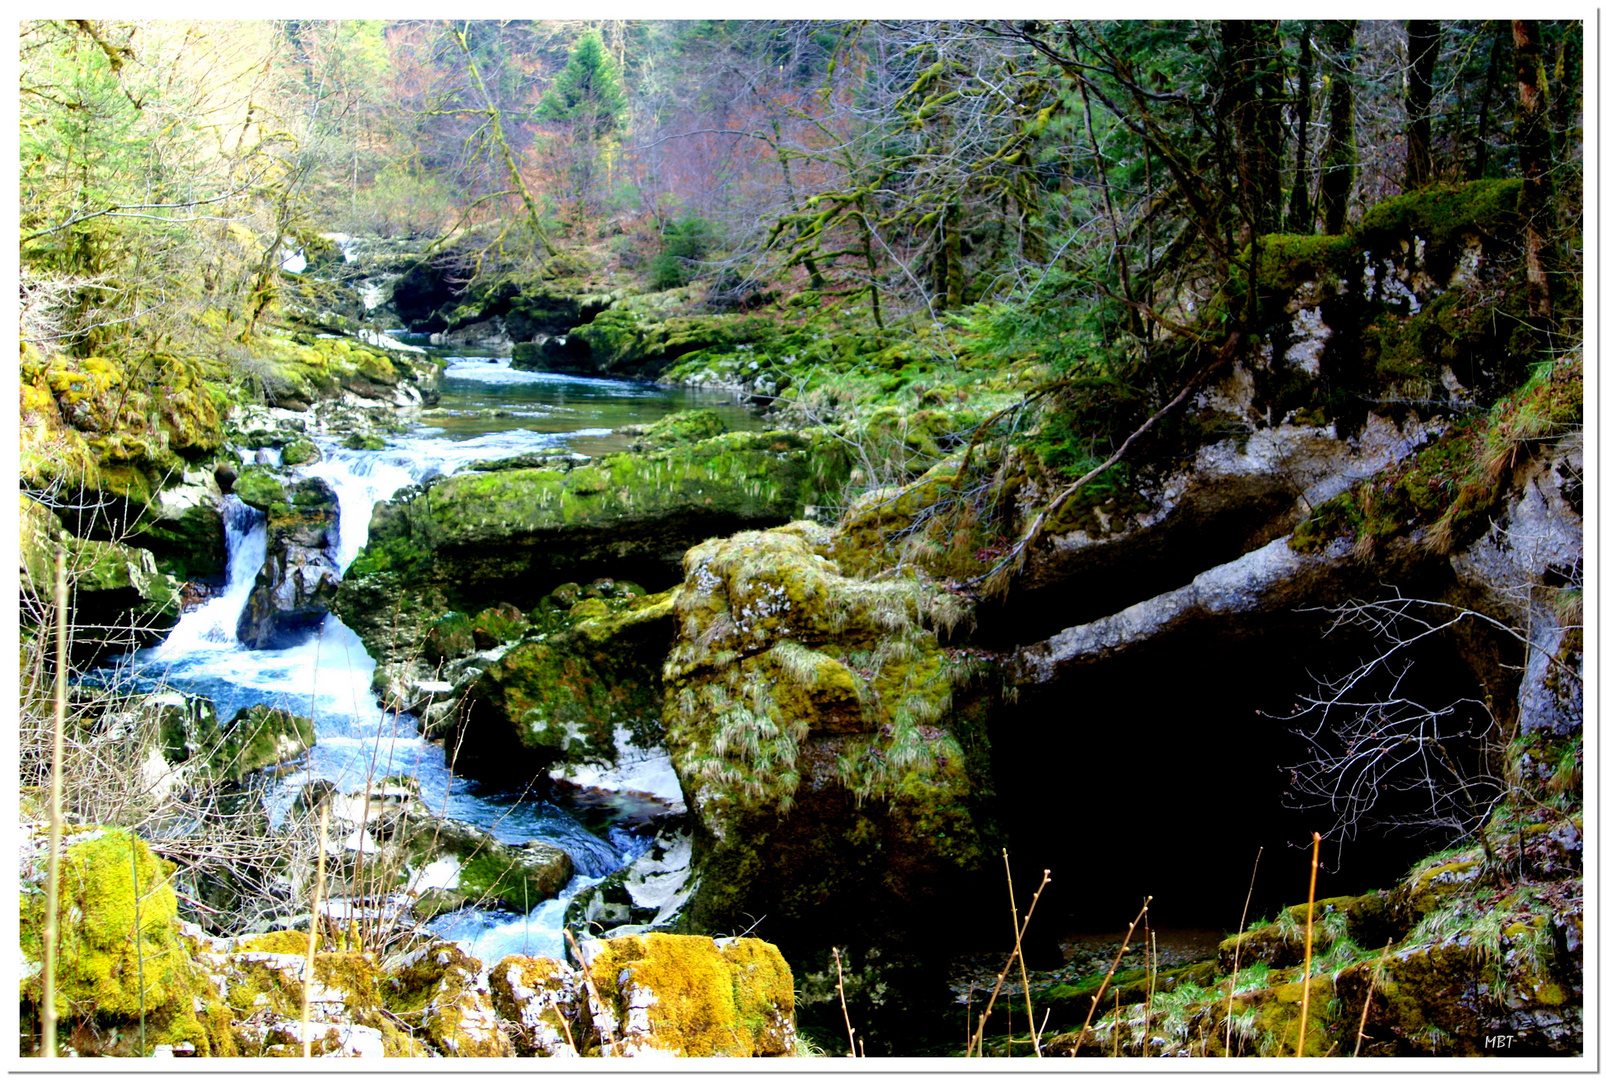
(19, 829, 237, 1055)
(587, 933, 795, 1057)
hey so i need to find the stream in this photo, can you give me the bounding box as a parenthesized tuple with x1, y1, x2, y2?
(120, 355, 759, 966)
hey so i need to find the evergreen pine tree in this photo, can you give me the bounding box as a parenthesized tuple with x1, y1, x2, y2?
(538, 30, 625, 141)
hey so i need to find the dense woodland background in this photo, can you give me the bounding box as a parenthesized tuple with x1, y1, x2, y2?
(20, 18, 1583, 363)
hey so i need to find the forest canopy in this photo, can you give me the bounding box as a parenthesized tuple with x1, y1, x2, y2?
(20, 18, 1583, 360)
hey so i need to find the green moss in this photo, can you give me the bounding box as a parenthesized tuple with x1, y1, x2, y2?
(20, 829, 236, 1054)
(232, 466, 287, 513)
(425, 611, 475, 664)
(451, 845, 571, 913)
(1358, 179, 1524, 250)
(1226, 232, 1359, 322)
(342, 433, 387, 451)
(339, 429, 853, 633)
(661, 526, 993, 936)
(454, 589, 674, 773)
(627, 408, 728, 450)
(280, 437, 322, 466)
(213, 705, 315, 781)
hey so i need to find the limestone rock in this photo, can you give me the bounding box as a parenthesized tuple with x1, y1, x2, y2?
(446, 589, 674, 786)
(19, 828, 238, 1056)
(238, 475, 341, 648)
(661, 526, 994, 948)
(336, 428, 851, 669)
(487, 955, 585, 1056)
(398, 814, 573, 919)
(214, 705, 315, 783)
(381, 941, 512, 1057)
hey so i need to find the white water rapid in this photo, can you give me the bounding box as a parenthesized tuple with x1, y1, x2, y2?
(121, 361, 703, 966)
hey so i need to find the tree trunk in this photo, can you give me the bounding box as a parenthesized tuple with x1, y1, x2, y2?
(941, 207, 964, 310)
(1404, 20, 1442, 190)
(1318, 20, 1357, 235)
(1473, 28, 1505, 179)
(1512, 20, 1554, 321)
(1286, 25, 1314, 233)
(1220, 20, 1285, 240)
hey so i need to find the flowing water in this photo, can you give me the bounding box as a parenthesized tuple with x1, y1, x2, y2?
(120, 357, 758, 965)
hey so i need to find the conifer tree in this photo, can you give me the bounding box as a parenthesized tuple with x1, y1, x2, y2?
(538, 29, 626, 225)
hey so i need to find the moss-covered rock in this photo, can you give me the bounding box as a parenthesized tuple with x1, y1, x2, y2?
(213, 705, 315, 782)
(206, 931, 424, 1056)
(19, 828, 238, 1056)
(280, 436, 323, 466)
(1357, 178, 1524, 252)
(237, 475, 341, 649)
(660, 526, 995, 955)
(570, 309, 780, 379)
(66, 534, 183, 659)
(231, 466, 287, 513)
(449, 590, 675, 784)
(1290, 358, 1583, 559)
(580, 932, 795, 1056)
(621, 408, 728, 451)
(381, 941, 512, 1057)
(337, 428, 852, 669)
(399, 814, 573, 917)
(1059, 813, 1583, 1058)
(487, 955, 585, 1056)
(134, 479, 227, 582)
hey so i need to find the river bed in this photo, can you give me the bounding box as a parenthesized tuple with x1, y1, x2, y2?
(118, 357, 758, 964)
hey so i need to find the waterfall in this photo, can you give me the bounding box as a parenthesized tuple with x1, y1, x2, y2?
(147, 497, 266, 660)
(299, 447, 445, 573)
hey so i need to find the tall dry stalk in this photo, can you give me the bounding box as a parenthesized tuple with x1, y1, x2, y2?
(1353, 940, 1392, 1056)
(1003, 851, 1041, 1056)
(1222, 847, 1262, 1058)
(565, 928, 616, 1055)
(1295, 832, 1320, 1057)
(832, 947, 861, 1057)
(965, 865, 1051, 1056)
(40, 537, 68, 1058)
(131, 836, 147, 1057)
(303, 803, 329, 1059)
(1070, 895, 1150, 1057)
(1141, 925, 1155, 1055)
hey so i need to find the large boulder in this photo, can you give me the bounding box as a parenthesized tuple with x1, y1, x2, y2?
(575, 933, 795, 1057)
(567, 309, 779, 379)
(237, 475, 341, 648)
(197, 929, 426, 1057)
(133, 469, 227, 582)
(381, 941, 512, 1057)
(658, 525, 995, 955)
(19, 495, 183, 663)
(443, 589, 676, 788)
(336, 428, 851, 670)
(19, 827, 239, 1056)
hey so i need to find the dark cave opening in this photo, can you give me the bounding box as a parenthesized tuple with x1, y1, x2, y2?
(985, 612, 1499, 947)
